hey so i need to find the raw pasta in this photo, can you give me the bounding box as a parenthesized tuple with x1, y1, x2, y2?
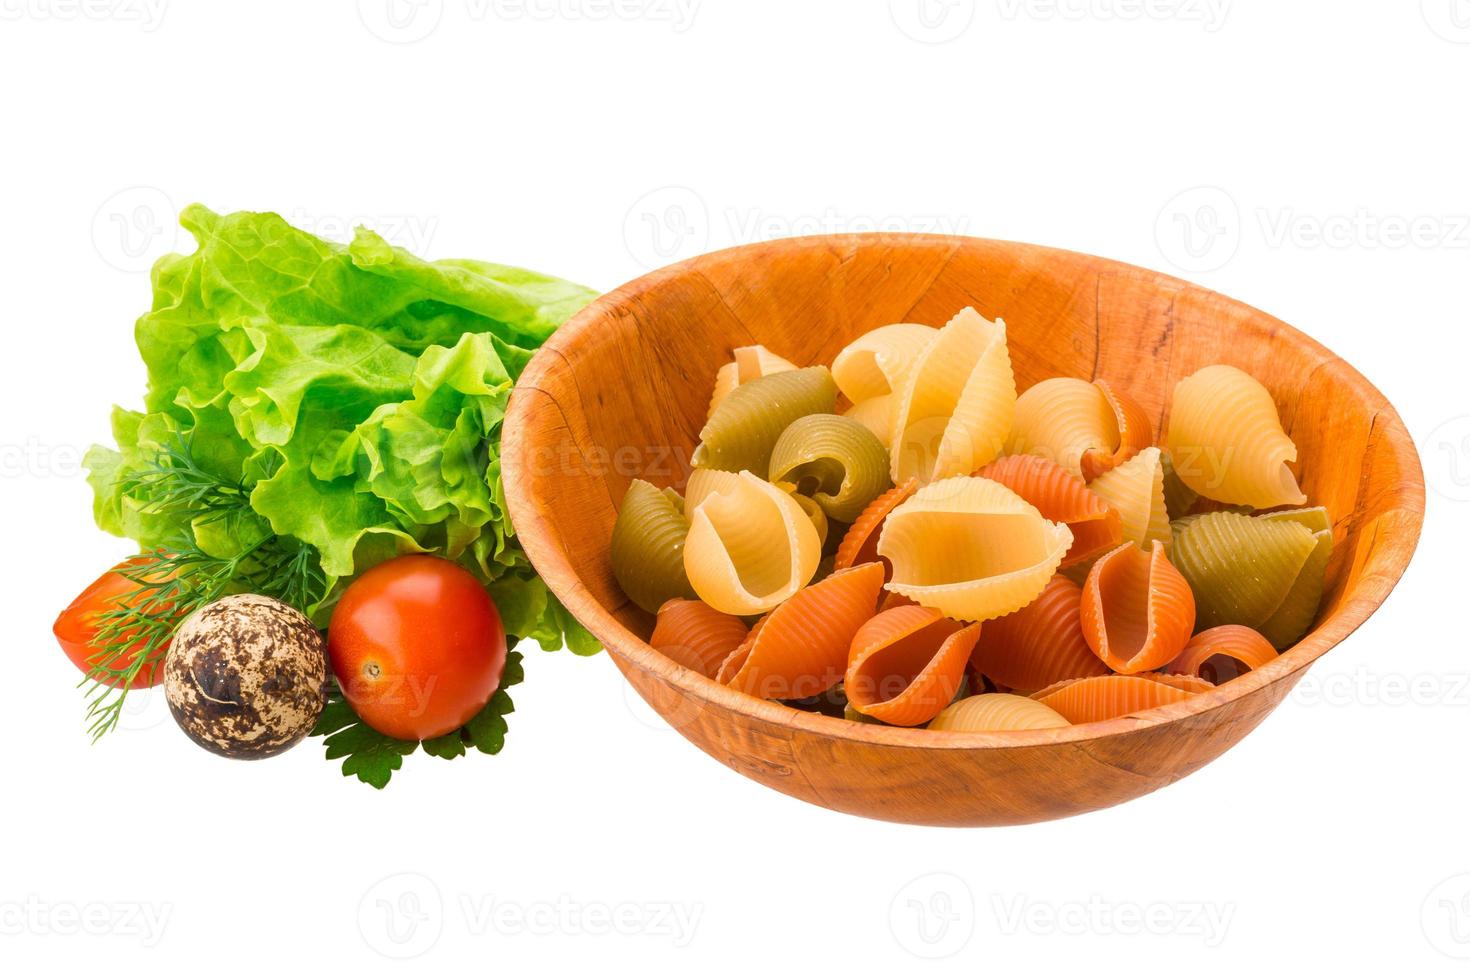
(1032, 674, 1196, 724)
(834, 478, 918, 572)
(1168, 624, 1278, 683)
(717, 562, 885, 699)
(1080, 541, 1196, 674)
(683, 471, 822, 615)
(976, 454, 1123, 569)
(1256, 507, 1332, 649)
(691, 366, 838, 474)
(1168, 510, 1318, 642)
(1159, 450, 1199, 519)
(1087, 446, 1172, 549)
(768, 413, 893, 523)
(845, 606, 979, 726)
(844, 395, 894, 445)
(831, 323, 938, 403)
(877, 476, 1073, 621)
(609, 479, 698, 614)
(968, 574, 1111, 691)
(889, 307, 1016, 483)
(1007, 377, 1153, 480)
(1165, 364, 1306, 508)
(650, 599, 751, 678)
(706, 344, 798, 419)
(928, 693, 1069, 732)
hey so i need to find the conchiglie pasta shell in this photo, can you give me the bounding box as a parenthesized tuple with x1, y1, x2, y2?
(877, 476, 1073, 622)
(1131, 672, 1215, 694)
(1080, 541, 1196, 674)
(890, 308, 1016, 483)
(789, 493, 830, 547)
(684, 468, 743, 512)
(1160, 450, 1199, 520)
(844, 395, 894, 445)
(610, 479, 697, 613)
(1256, 507, 1332, 649)
(845, 606, 979, 726)
(683, 471, 822, 615)
(1007, 377, 1116, 478)
(717, 561, 885, 699)
(976, 454, 1123, 568)
(706, 344, 799, 419)
(1087, 446, 1172, 549)
(768, 414, 893, 523)
(834, 478, 918, 572)
(692, 366, 838, 474)
(968, 574, 1110, 690)
(1032, 674, 1196, 724)
(1083, 380, 1154, 480)
(831, 323, 939, 403)
(928, 693, 1070, 732)
(1165, 364, 1306, 508)
(1168, 624, 1278, 683)
(650, 599, 750, 678)
(1167, 510, 1318, 637)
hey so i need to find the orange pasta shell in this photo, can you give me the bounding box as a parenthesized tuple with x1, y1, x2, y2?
(834, 478, 918, 572)
(845, 606, 980, 727)
(1080, 541, 1196, 674)
(1168, 624, 1279, 683)
(1080, 380, 1154, 481)
(717, 562, 885, 699)
(1033, 674, 1195, 724)
(975, 455, 1123, 568)
(968, 575, 1110, 691)
(650, 599, 751, 679)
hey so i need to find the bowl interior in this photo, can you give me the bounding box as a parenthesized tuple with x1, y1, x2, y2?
(506, 235, 1423, 735)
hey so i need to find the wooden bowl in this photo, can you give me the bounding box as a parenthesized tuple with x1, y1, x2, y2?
(502, 235, 1423, 826)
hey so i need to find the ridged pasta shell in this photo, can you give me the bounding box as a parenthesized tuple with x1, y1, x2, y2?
(706, 344, 799, 419)
(968, 574, 1111, 690)
(1083, 380, 1154, 480)
(1159, 449, 1199, 520)
(610, 479, 697, 613)
(834, 478, 918, 572)
(1006, 377, 1152, 480)
(844, 395, 894, 446)
(1165, 364, 1306, 508)
(877, 476, 1073, 622)
(683, 471, 822, 615)
(1132, 671, 1216, 694)
(1256, 507, 1332, 649)
(1087, 446, 1172, 549)
(1168, 510, 1318, 638)
(976, 454, 1123, 568)
(650, 599, 750, 678)
(684, 468, 743, 512)
(1032, 674, 1196, 724)
(717, 562, 886, 700)
(890, 307, 1016, 484)
(831, 323, 939, 403)
(1080, 541, 1196, 674)
(789, 493, 830, 547)
(691, 366, 838, 474)
(928, 693, 1070, 732)
(844, 606, 980, 726)
(1168, 624, 1279, 683)
(768, 414, 893, 523)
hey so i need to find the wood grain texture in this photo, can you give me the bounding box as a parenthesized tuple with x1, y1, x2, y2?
(502, 235, 1424, 827)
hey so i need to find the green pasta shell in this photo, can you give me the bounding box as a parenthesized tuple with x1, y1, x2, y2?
(609, 479, 698, 614)
(1160, 450, 1200, 520)
(1168, 510, 1319, 634)
(691, 366, 838, 474)
(768, 414, 893, 523)
(1257, 506, 1333, 649)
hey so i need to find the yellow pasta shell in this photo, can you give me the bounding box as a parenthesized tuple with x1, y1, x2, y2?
(1007, 377, 1116, 477)
(683, 471, 822, 615)
(876, 476, 1073, 622)
(1087, 446, 1172, 549)
(1165, 364, 1306, 508)
(928, 693, 1070, 732)
(831, 323, 939, 403)
(844, 395, 894, 445)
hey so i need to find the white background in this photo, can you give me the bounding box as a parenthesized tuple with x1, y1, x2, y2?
(2, 1, 1467, 975)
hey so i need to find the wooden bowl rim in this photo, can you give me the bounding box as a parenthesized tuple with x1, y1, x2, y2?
(504, 233, 1425, 751)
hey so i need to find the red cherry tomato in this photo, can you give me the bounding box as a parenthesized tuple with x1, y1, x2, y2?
(53, 558, 170, 689)
(327, 555, 507, 741)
